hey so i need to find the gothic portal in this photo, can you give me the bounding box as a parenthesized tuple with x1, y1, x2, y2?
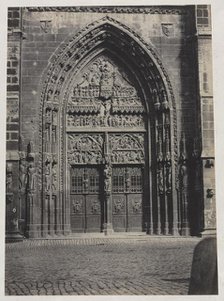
(41, 44, 175, 235)
(6, 6, 216, 239)
(39, 19, 177, 236)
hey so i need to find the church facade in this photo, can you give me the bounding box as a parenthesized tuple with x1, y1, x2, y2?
(6, 5, 216, 239)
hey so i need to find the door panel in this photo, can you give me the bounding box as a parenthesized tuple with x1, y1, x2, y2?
(112, 166, 143, 232)
(86, 195, 102, 232)
(112, 195, 126, 231)
(70, 166, 102, 233)
(127, 194, 142, 231)
(70, 195, 85, 232)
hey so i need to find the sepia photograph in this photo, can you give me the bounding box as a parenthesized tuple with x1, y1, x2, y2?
(2, 0, 223, 299)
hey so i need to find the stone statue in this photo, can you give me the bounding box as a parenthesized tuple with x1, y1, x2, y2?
(157, 162, 164, 195)
(165, 161, 172, 194)
(104, 163, 112, 192)
(180, 160, 188, 191)
(52, 164, 57, 191)
(19, 157, 26, 191)
(26, 162, 36, 192)
(45, 160, 51, 192)
(52, 110, 58, 126)
(6, 163, 13, 192)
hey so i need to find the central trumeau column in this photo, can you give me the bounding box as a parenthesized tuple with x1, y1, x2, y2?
(103, 134, 113, 234)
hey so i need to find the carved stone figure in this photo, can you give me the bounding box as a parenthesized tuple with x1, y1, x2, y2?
(91, 200, 100, 214)
(26, 162, 37, 192)
(52, 127, 56, 144)
(68, 134, 103, 164)
(156, 125, 163, 162)
(6, 163, 13, 192)
(114, 198, 124, 213)
(180, 160, 188, 191)
(45, 158, 51, 192)
(109, 133, 144, 164)
(73, 200, 82, 213)
(161, 89, 169, 110)
(165, 161, 172, 194)
(157, 162, 164, 195)
(104, 164, 112, 192)
(45, 108, 52, 124)
(52, 110, 57, 125)
(52, 162, 57, 192)
(19, 157, 27, 191)
(132, 199, 142, 213)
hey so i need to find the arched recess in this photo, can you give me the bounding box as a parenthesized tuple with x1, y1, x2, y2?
(36, 16, 179, 237)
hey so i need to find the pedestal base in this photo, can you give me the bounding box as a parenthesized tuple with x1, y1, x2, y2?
(181, 227, 191, 236)
(201, 228, 216, 237)
(171, 227, 180, 236)
(6, 231, 24, 243)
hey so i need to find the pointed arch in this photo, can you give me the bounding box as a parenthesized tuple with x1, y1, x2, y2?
(38, 15, 177, 164)
(37, 16, 179, 236)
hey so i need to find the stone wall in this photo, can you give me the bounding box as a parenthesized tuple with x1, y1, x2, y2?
(196, 5, 215, 234)
(6, 7, 22, 238)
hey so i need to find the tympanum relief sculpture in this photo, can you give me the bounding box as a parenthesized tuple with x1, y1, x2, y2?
(66, 56, 145, 130)
(66, 55, 146, 166)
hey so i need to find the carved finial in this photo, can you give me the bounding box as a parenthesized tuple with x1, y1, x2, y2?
(27, 141, 35, 161)
(19, 135, 25, 151)
(27, 141, 33, 154)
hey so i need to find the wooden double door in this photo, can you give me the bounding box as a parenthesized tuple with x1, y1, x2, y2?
(70, 165, 143, 233)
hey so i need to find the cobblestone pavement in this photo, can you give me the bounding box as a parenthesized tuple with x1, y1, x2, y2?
(5, 236, 200, 295)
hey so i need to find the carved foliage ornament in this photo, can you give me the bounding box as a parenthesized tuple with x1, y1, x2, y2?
(27, 7, 186, 15)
